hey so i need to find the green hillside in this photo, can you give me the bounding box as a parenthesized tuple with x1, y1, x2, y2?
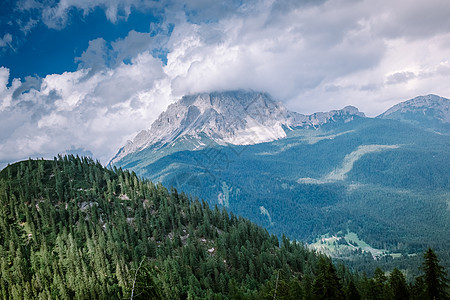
(0, 156, 448, 299)
(0, 156, 350, 299)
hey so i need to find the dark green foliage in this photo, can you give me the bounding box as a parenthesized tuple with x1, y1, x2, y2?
(345, 280, 360, 300)
(389, 268, 409, 300)
(368, 267, 390, 300)
(128, 260, 162, 299)
(1, 156, 448, 299)
(312, 257, 345, 299)
(0, 156, 330, 299)
(418, 248, 449, 300)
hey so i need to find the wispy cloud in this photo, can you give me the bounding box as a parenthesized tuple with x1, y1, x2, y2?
(0, 34, 13, 50)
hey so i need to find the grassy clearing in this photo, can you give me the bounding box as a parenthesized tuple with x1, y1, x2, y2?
(309, 231, 397, 260)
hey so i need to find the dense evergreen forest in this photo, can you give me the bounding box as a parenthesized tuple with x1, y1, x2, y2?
(0, 156, 448, 299)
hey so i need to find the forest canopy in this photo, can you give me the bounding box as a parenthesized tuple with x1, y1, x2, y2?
(0, 156, 447, 299)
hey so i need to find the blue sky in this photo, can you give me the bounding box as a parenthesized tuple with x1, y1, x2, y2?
(1, 0, 450, 167)
(0, 6, 157, 80)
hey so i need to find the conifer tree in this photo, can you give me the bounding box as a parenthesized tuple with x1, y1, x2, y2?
(345, 280, 361, 300)
(420, 248, 449, 300)
(389, 268, 409, 300)
(312, 257, 345, 300)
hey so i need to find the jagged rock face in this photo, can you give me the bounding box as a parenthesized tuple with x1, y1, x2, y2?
(378, 94, 450, 124)
(306, 106, 365, 126)
(110, 90, 365, 165)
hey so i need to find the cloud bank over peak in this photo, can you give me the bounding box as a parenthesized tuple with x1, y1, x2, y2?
(1, 0, 450, 167)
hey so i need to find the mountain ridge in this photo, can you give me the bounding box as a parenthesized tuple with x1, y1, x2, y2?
(110, 90, 365, 165)
(111, 92, 449, 166)
(378, 94, 450, 122)
(377, 94, 450, 134)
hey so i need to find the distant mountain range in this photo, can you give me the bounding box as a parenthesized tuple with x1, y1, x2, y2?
(110, 91, 450, 262)
(110, 91, 365, 166)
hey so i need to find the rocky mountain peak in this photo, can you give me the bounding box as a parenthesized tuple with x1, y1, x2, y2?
(110, 90, 366, 165)
(378, 94, 450, 124)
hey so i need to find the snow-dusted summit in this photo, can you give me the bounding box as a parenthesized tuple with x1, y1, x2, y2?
(110, 91, 365, 165)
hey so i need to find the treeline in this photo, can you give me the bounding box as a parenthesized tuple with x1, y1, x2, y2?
(0, 156, 448, 299)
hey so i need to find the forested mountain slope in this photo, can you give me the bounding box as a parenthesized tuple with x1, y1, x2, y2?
(0, 156, 448, 299)
(112, 94, 450, 260)
(0, 156, 348, 299)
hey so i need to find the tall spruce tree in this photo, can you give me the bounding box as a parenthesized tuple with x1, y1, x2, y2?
(312, 257, 345, 300)
(421, 248, 449, 300)
(389, 268, 409, 300)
